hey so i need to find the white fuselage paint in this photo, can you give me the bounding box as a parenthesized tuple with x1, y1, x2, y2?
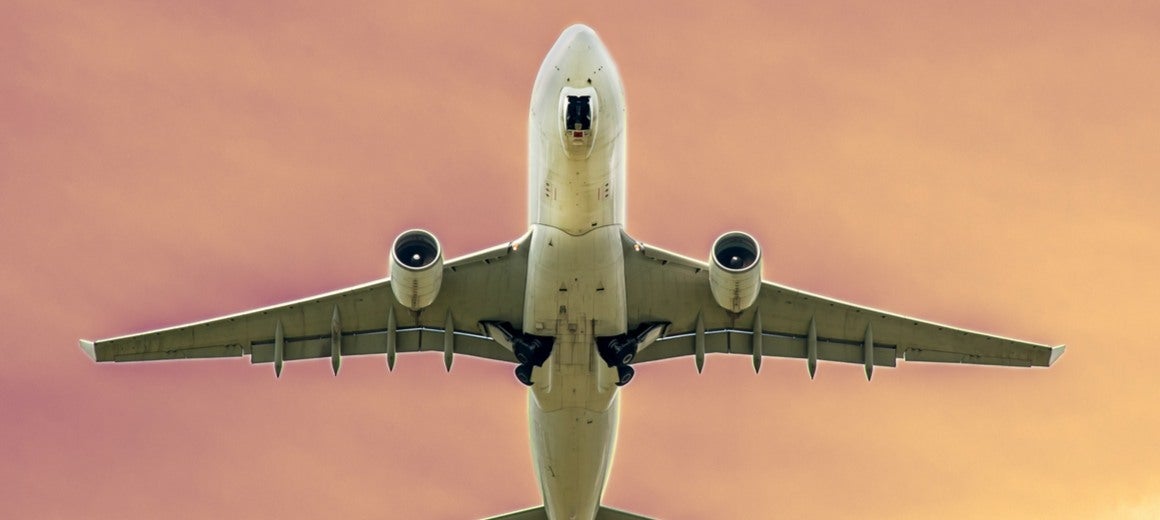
(523, 25, 628, 520)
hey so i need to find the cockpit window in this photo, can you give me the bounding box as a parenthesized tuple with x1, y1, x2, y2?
(565, 95, 592, 131)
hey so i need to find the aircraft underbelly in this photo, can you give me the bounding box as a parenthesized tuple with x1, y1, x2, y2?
(523, 36, 630, 516)
(530, 378, 620, 520)
(523, 225, 626, 339)
(523, 223, 626, 519)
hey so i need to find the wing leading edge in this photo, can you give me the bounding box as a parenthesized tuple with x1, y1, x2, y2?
(80, 233, 533, 372)
(621, 230, 1064, 377)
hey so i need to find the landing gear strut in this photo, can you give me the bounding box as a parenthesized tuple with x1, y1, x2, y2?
(513, 335, 552, 367)
(597, 337, 636, 387)
(603, 337, 638, 365)
(513, 335, 553, 386)
(597, 322, 667, 387)
(481, 321, 554, 387)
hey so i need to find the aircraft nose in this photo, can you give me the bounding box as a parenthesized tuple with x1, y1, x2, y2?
(552, 23, 606, 53)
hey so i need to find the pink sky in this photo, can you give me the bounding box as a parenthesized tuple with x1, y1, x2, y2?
(3, 1, 1159, 518)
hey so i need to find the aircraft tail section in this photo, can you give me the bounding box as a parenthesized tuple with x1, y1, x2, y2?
(595, 506, 654, 519)
(483, 505, 653, 520)
(483, 506, 548, 520)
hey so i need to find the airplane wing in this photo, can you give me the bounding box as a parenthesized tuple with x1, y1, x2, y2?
(80, 233, 532, 373)
(621, 231, 1065, 377)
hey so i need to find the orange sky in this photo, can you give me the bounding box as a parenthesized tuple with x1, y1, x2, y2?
(3, 1, 1159, 518)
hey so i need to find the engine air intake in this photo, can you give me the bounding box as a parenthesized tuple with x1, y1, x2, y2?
(709, 231, 762, 313)
(394, 231, 440, 270)
(390, 229, 444, 310)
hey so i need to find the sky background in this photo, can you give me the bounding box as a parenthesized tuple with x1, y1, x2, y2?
(3, 1, 1159, 518)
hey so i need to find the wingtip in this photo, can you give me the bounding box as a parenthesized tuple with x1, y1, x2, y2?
(1048, 344, 1067, 366)
(79, 339, 97, 361)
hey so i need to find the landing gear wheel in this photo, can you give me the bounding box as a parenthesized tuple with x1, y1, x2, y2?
(611, 339, 637, 365)
(599, 337, 638, 367)
(513, 337, 551, 367)
(514, 363, 534, 386)
(615, 364, 635, 386)
(514, 341, 535, 365)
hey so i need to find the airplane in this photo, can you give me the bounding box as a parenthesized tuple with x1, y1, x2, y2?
(79, 24, 1066, 520)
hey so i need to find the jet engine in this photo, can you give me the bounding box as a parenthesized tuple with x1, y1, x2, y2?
(390, 229, 444, 311)
(709, 231, 762, 313)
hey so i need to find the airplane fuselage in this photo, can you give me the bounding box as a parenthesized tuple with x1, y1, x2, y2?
(77, 22, 1066, 520)
(523, 25, 628, 519)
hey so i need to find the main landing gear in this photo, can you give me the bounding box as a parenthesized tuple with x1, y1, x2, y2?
(483, 321, 666, 388)
(512, 334, 554, 386)
(482, 322, 554, 387)
(596, 323, 666, 387)
(596, 336, 636, 386)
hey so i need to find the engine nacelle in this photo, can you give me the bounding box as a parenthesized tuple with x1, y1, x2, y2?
(709, 231, 762, 313)
(390, 229, 444, 311)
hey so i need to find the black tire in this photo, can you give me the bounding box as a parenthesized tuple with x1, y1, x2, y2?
(595, 338, 613, 367)
(514, 341, 535, 365)
(514, 363, 534, 386)
(529, 338, 551, 367)
(606, 337, 637, 365)
(615, 364, 634, 386)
